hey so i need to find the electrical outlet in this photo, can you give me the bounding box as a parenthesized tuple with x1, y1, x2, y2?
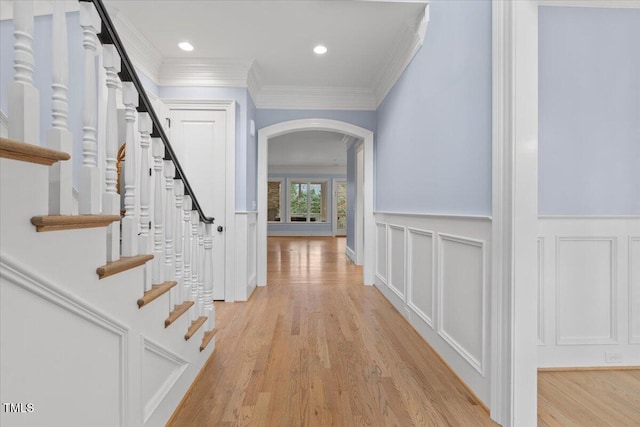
(605, 352, 622, 363)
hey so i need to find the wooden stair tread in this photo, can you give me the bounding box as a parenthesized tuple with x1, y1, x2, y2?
(200, 328, 217, 352)
(31, 215, 121, 232)
(0, 137, 70, 165)
(137, 281, 177, 308)
(97, 254, 154, 280)
(165, 301, 195, 328)
(185, 316, 207, 341)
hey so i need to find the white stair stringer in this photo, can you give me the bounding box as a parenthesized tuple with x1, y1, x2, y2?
(0, 156, 215, 427)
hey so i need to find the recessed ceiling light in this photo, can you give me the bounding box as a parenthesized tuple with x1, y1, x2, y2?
(313, 45, 327, 55)
(178, 41, 194, 52)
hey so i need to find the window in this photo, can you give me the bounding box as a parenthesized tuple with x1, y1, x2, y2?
(267, 179, 283, 222)
(289, 180, 327, 223)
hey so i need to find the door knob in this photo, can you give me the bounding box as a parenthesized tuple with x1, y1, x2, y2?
(217, 226, 223, 233)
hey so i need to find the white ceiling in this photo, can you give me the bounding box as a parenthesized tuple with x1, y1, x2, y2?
(269, 130, 352, 169)
(104, 0, 429, 109)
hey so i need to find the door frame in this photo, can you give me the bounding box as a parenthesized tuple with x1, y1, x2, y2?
(332, 178, 347, 236)
(257, 119, 375, 286)
(163, 99, 237, 302)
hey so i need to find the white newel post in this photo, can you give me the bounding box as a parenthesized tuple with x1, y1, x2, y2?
(197, 222, 205, 316)
(164, 161, 176, 306)
(8, 0, 38, 145)
(138, 112, 152, 253)
(182, 195, 192, 303)
(78, 2, 101, 214)
(48, 1, 72, 215)
(174, 180, 184, 305)
(121, 82, 138, 256)
(151, 138, 164, 287)
(204, 223, 215, 330)
(102, 44, 121, 261)
(189, 210, 199, 320)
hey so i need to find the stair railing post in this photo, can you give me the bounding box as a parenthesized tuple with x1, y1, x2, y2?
(8, 0, 39, 145)
(102, 44, 121, 261)
(174, 180, 184, 306)
(48, 1, 73, 215)
(164, 160, 176, 307)
(204, 223, 215, 330)
(151, 138, 164, 288)
(182, 195, 192, 303)
(78, 2, 102, 214)
(138, 112, 152, 254)
(189, 210, 199, 321)
(197, 222, 205, 317)
(121, 82, 138, 256)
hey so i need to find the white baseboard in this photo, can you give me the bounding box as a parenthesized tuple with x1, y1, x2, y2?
(346, 245, 356, 263)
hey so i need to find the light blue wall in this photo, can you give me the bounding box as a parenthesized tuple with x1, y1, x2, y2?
(246, 94, 257, 210)
(346, 142, 357, 252)
(1, 12, 85, 188)
(256, 109, 376, 132)
(136, 68, 159, 97)
(267, 173, 345, 234)
(158, 86, 250, 210)
(539, 7, 640, 215)
(376, 0, 492, 215)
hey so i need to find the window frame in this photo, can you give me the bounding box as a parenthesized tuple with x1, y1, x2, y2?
(267, 178, 284, 223)
(286, 178, 329, 224)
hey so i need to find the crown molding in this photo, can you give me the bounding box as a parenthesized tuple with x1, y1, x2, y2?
(109, 9, 163, 84)
(247, 63, 263, 105)
(254, 85, 377, 110)
(373, 4, 430, 107)
(539, 0, 640, 7)
(159, 58, 252, 88)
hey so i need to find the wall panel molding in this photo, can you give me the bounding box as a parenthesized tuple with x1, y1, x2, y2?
(387, 225, 407, 301)
(376, 222, 388, 285)
(630, 237, 640, 343)
(407, 228, 435, 328)
(538, 238, 546, 345)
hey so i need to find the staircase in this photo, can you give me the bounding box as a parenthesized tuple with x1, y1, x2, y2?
(0, 2, 217, 426)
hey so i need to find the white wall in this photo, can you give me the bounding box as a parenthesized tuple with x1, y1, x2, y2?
(374, 212, 491, 405)
(537, 216, 640, 367)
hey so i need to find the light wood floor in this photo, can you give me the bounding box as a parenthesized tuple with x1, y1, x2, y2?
(169, 236, 640, 426)
(169, 237, 495, 426)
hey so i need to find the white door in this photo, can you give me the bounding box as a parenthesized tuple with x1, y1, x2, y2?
(333, 179, 347, 236)
(169, 108, 226, 300)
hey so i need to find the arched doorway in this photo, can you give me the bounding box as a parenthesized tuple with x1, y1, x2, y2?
(257, 119, 375, 286)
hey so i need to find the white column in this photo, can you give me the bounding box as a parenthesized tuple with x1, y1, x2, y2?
(48, 1, 72, 215)
(182, 195, 192, 302)
(151, 138, 164, 288)
(174, 180, 184, 306)
(204, 223, 215, 330)
(164, 161, 176, 307)
(102, 45, 121, 261)
(197, 221, 205, 316)
(189, 210, 199, 321)
(121, 82, 138, 256)
(138, 112, 152, 254)
(8, 1, 39, 145)
(78, 2, 101, 214)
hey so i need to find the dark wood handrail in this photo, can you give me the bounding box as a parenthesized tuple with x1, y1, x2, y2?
(82, 0, 215, 224)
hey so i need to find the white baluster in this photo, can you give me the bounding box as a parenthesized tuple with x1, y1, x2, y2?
(182, 195, 192, 303)
(151, 138, 164, 288)
(138, 113, 152, 253)
(189, 210, 199, 321)
(78, 2, 101, 214)
(174, 180, 184, 306)
(121, 82, 138, 256)
(164, 161, 176, 285)
(204, 223, 215, 330)
(197, 222, 205, 316)
(48, 1, 72, 215)
(102, 45, 121, 261)
(8, 1, 38, 145)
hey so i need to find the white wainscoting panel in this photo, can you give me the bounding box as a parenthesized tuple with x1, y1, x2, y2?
(438, 234, 485, 374)
(629, 237, 640, 344)
(407, 228, 434, 327)
(556, 237, 617, 345)
(388, 225, 406, 300)
(373, 212, 491, 405)
(376, 222, 387, 284)
(538, 238, 545, 345)
(538, 216, 640, 368)
(235, 212, 258, 301)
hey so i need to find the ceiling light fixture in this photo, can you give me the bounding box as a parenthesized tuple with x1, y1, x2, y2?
(178, 41, 194, 52)
(313, 45, 327, 55)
